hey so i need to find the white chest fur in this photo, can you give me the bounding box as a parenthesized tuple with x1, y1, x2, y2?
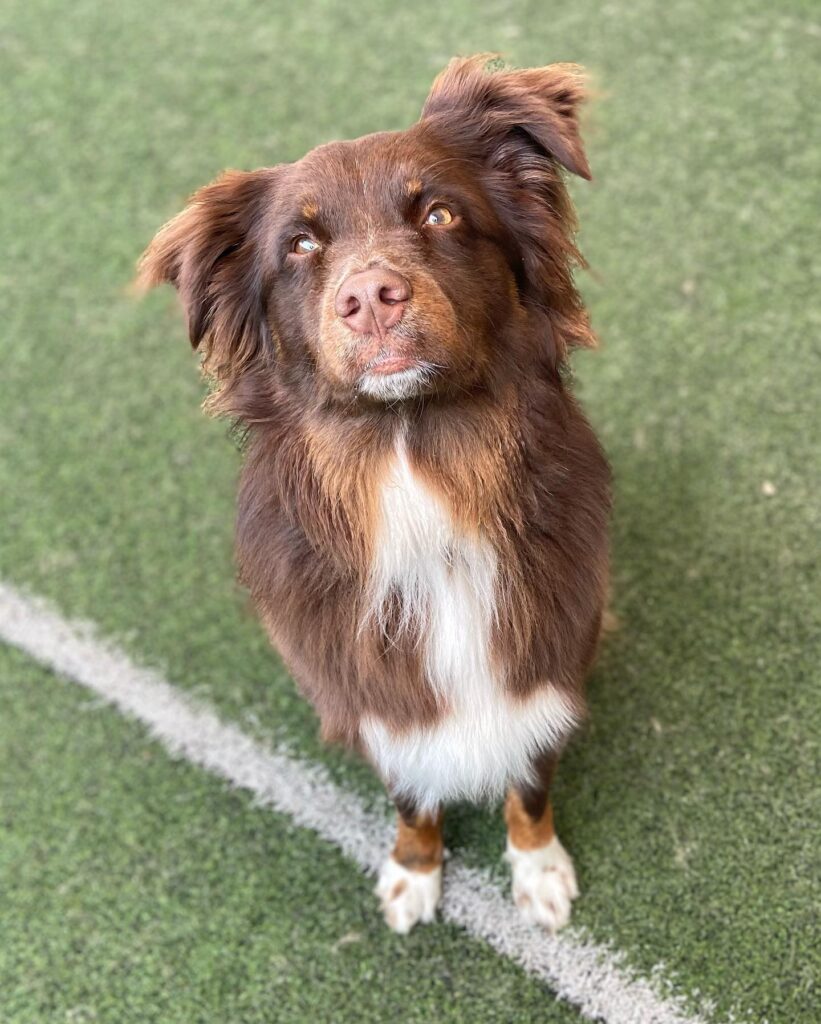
(360, 440, 578, 812)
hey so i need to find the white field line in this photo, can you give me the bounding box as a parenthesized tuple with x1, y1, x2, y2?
(0, 581, 712, 1024)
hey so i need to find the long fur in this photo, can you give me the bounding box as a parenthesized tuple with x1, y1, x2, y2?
(138, 56, 611, 805)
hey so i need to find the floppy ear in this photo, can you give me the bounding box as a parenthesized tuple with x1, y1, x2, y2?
(421, 55, 591, 180)
(421, 56, 595, 356)
(137, 168, 277, 409)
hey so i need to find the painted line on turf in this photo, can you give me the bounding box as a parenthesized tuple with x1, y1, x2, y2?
(0, 581, 713, 1024)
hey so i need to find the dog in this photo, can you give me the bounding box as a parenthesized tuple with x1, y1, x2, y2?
(138, 55, 611, 935)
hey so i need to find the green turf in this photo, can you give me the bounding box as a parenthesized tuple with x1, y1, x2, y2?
(1, 0, 819, 1021)
(0, 644, 589, 1024)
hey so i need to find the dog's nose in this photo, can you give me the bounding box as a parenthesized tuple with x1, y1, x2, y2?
(335, 268, 411, 336)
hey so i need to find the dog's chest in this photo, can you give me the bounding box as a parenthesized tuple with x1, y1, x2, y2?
(360, 441, 577, 810)
(367, 442, 498, 695)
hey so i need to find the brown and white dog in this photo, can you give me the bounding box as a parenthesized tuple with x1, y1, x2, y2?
(139, 56, 611, 934)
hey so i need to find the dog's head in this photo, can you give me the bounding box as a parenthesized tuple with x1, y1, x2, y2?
(138, 57, 594, 416)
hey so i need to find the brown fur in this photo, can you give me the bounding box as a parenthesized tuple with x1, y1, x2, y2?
(505, 751, 559, 849)
(138, 55, 611, 775)
(393, 810, 445, 874)
(505, 793, 556, 850)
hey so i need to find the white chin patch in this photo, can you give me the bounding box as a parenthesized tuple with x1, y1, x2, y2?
(506, 835, 579, 932)
(358, 366, 428, 401)
(375, 855, 443, 934)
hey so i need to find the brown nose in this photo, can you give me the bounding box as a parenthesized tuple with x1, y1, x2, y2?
(334, 268, 411, 336)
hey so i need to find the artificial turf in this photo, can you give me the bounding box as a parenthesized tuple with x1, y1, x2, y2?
(1, 0, 819, 1021)
(0, 644, 586, 1024)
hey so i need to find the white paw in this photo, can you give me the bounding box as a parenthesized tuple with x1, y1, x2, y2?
(375, 856, 442, 934)
(506, 835, 579, 932)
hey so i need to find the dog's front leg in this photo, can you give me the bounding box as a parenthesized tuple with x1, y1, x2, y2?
(504, 751, 579, 931)
(376, 797, 444, 934)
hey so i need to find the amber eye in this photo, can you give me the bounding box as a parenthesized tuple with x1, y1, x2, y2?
(293, 235, 319, 254)
(424, 205, 454, 227)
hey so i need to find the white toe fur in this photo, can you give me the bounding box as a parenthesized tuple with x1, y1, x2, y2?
(506, 835, 579, 932)
(376, 855, 443, 934)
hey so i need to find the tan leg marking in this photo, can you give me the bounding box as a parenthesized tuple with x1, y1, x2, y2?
(393, 811, 444, 872)
(505, 788, 578, 932)
(504, 790, 556, 850)
(376, 810, 444, 933)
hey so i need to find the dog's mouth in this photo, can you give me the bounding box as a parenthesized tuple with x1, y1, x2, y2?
(364, 352, 421, 376)
(357, 349, 441, 402)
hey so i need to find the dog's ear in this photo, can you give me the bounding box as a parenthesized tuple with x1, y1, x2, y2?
(421, 55, 590, 180)
(421, 57, 595, 357)
(137, 168, 277, 409)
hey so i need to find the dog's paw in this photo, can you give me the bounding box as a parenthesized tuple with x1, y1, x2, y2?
(505, 835, 579, 932)
(376, 856, 442, 934)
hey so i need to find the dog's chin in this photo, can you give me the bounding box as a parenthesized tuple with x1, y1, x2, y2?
(357, 363, 435, 403)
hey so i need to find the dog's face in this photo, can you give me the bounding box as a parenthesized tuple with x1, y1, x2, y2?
(267, 129, 515, 404)
(139, 57, 594, 414)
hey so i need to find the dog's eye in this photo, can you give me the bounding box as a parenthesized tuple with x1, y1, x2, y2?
(424, 206, 454, 227)
(293, 235, 320, 255)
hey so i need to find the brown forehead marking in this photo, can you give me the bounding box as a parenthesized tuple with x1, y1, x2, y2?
(301, 200, 319, 220)
(405, 178, 423, 197)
